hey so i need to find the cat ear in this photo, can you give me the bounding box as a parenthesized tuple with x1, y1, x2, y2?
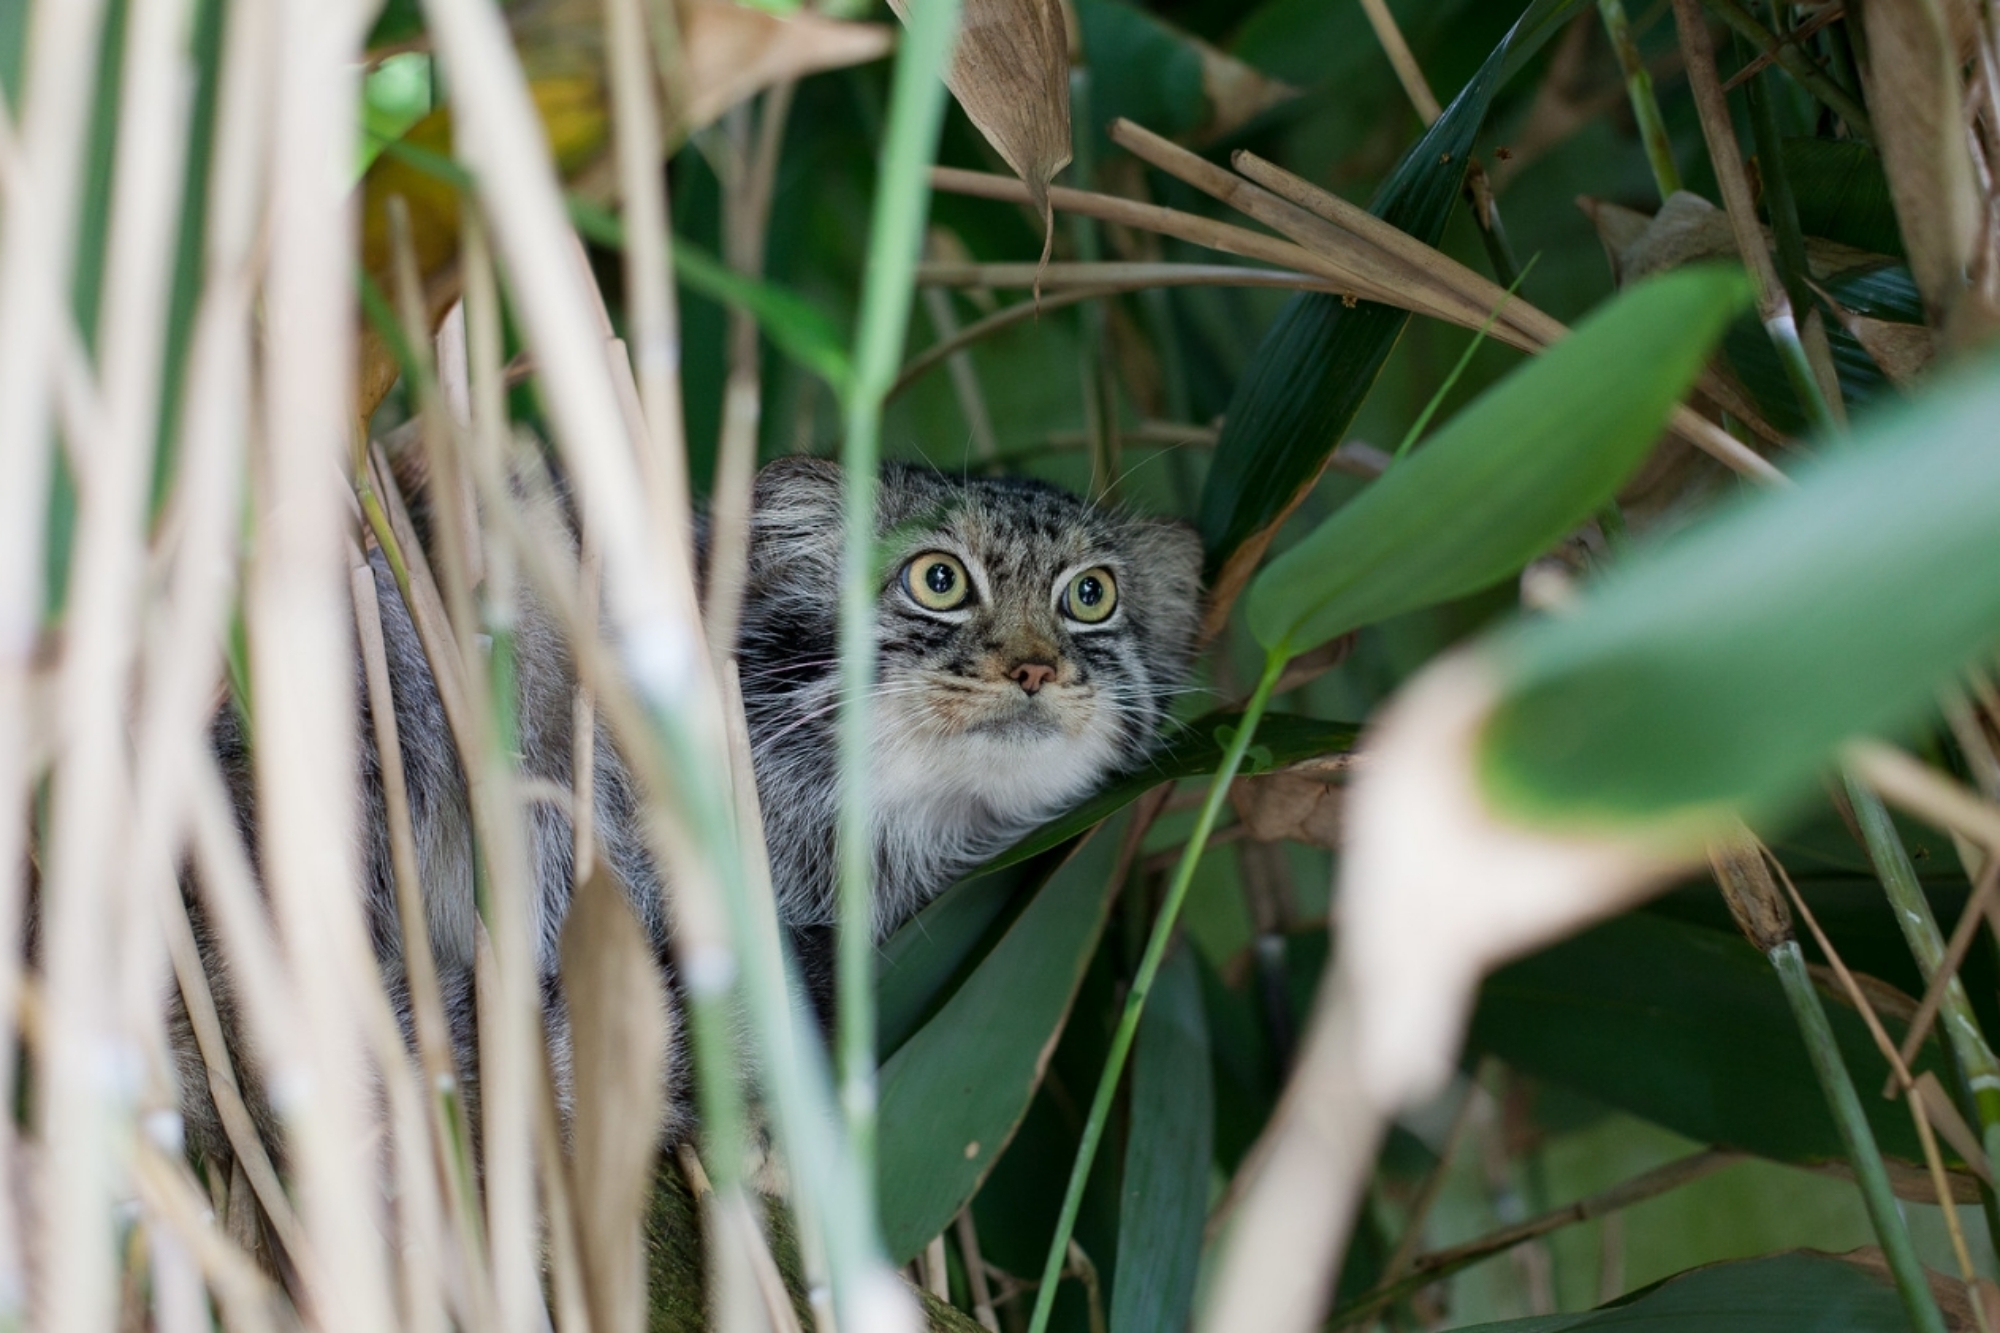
(750, 457, 846, 543)
(1124, 516, 1205, 661)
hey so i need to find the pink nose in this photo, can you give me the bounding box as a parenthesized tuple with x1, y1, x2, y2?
(1010, 662, 1056, 694)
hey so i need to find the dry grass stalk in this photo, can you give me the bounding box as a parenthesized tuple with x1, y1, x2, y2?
(707, 84, 797, 679)
(1357, 0, 1440, 124)
(0, 4, 116, 1315)
(251, 2, 403, 1328)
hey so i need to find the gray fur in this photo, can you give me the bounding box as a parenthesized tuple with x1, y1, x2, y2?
(185, 459, 1202, 1161)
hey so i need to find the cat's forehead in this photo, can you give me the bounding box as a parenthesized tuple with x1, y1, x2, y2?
(883, 472, 1115, 568)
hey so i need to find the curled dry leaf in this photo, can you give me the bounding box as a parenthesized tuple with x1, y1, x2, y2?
(559, 864, 673, 1333)
(676, 0, 894, 135)
(1191, 34, 1297, 141)
(1823, 299, 1942, 386)
(1855, 0, 1980, 329)
(1229, 770, 1343, 850)
(890, 0, 1072, 251)
(1580, 191, 1887, 288)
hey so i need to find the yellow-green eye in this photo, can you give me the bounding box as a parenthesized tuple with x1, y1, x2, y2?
(903, 552, 971, 612)
(1062, 567, 1118, 624)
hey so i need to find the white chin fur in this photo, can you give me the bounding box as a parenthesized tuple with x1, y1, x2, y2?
(867, 688, 1124, 935)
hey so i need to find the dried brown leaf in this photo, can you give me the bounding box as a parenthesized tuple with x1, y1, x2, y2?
(891, 0, 1072, 241)
(560, 864, 673, 1333)
(1230, 771, 1344, 850)
(678, 0, 893, 135)
(1192, 36, 1298, 141)
(1838, 307, 1941, 385)
(1581, 192, 1890, 287)
(1857, 0, 1981, 326)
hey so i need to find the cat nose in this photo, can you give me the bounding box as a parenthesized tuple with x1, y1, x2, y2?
(1009, 661, 1056, 694)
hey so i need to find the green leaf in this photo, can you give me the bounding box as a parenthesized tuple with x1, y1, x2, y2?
(1196, 0, 1588, 575)
(875, 811, 1132, 1264)
(1109, 945, 1211, 1333)
(876, 853, 1051, 1059)
(1480, 354, 2000, 825)
(1076, 0, 1207, 145)
(1446, 1251, 1923, 1332)
(1469, 912, 1953, 1170)
(1782, 137, 1903, 258)
(1246, 265, 1751, 657)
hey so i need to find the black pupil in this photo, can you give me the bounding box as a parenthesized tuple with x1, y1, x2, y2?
(925, 562, 956, 596)
(1076, 575, 1104, 607)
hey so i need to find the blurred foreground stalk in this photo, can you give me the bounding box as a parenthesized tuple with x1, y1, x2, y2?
(1711, 838, 1949, 1333)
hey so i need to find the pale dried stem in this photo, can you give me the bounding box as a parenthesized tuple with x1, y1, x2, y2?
(350, 566, 461, 1121)
(410, 224, 547, 1333)
(44, 0, 201, 1323)
(158, 890, 310, 1262)
(917, 260, 1340, 290)
(129, 1145, 284, 1333)
(1672, 0, 1829, 411)
(606, 0, 695, 561)
(254, 1, 401, 1324)
(930, 166, 1385, 299)
(893, 273, 1339, 403)
(1358, 0, 1442, 124)
(1849, 740, 2000, 851)
(537, 1068, 595, 1333)
(709, 83, 798, 675)
(954, 1209, 1001, 1332)
(0, 1, 113, 1316)
(936, 158, 1785, 486)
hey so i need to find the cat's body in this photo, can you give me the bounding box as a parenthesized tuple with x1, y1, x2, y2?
(185, 458, 1202, 1157)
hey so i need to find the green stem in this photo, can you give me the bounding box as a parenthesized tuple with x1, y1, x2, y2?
(1699, 0, 1875, 139)
(1843, 776, 2000, 1204)
(1768, 940, 1949, 1333)
(1742, 26, 1843, 431)
(1598, 0, 1683, 201)
(835, 0, 962, 1191)
(1026, 652, 1289, 1333)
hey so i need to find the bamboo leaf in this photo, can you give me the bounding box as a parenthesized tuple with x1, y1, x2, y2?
(1443, 1250, 1957, 1333)
(1196, 0, 1589, 588)
(1479, 354, 2000, 826)
(1470, 912, 1956, 1173)
(875, 809, 1130, 1263)
(1109, 945, 1212, 1333)
(1246, 265, 1751, 658)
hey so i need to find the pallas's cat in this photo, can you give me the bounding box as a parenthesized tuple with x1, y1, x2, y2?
(188, 457, 1202, 1150)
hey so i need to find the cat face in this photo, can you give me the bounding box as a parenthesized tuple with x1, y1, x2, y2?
(740, 458, 1205, 932)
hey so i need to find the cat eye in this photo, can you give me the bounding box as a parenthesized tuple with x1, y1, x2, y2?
(902, 552, 972, 612)
(1062, 567, 1119, 624)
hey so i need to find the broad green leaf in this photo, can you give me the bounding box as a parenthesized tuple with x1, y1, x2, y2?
(1196, 0, 1590, 575)
(1247, 266, 1752, 657)
(1446, 1251, 1923, 1333)
(1783, 137, 1903, 258)
(1110, 945, 1212, 1333)
(1480, 354, 2000, 825)
(1076, 0, 1206, 144)
(1469, 912, 1952, 1170)
(876, 852, 1050, 1058)
(876, 810, 1131, 1263)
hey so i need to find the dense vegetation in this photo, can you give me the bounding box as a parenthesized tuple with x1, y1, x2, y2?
(4, 0, 2000, 1331)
